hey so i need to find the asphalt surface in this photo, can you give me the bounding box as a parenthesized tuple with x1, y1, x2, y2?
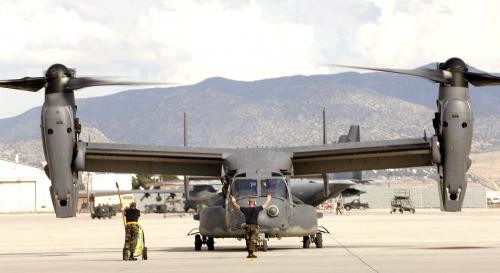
(1, 209, 500, 273)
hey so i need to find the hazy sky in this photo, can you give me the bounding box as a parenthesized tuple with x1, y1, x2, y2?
(1, 0, 499, 118)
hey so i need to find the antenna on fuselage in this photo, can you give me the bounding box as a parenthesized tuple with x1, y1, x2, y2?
(322, 107, 327, 145)
(322, 107, 329, 197)
(184, 112, 188, 147)
(184, 112, 190, 200)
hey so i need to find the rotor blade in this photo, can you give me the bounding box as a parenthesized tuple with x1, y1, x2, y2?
(465, 71, 500, 87)
(66, 77, 174, 90)
(329, 64, 447, 83)
(0, 77, 46, 91)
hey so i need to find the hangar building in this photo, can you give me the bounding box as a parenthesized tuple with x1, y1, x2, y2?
(0, 159, 53, 213)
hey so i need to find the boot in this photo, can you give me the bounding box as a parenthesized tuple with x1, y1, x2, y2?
(122, 248, 129, 261)
(246, 251, 257, 258)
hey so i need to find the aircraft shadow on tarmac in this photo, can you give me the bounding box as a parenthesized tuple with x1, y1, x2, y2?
(163, 243, 461, 253)
(0, 244, 492, 258)
(166, 246, 290, 253)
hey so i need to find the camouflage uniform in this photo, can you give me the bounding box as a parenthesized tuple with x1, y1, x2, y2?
(124, 223, 140, 253)
(123, 204, 141, 261)
(245, 224, 259, 253)
(239, 202, 265, 258)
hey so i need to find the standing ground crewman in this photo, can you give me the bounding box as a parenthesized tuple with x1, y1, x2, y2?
(123, 201, 140, 261)
(230, 195, 272, 258)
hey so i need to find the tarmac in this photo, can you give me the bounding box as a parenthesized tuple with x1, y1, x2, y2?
(1, 209, 500, 273)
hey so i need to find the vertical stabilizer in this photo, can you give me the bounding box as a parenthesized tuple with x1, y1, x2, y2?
(334, 125, 362, 181)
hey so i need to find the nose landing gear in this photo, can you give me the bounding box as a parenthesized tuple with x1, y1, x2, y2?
(188, 229, 216, 251)
(303, 226, 330, 248)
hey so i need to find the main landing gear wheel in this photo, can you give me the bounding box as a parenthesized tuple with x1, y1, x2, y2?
(194, 234, 203, 251)
(314, 233, 323, 248)
(207, 237, 215, 251)
(302, 236, 311, 248)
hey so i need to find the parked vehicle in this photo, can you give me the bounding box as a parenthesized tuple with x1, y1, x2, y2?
(487, 197, 500, 206)
(91, 204, 117, 219)
(344, 199, 369, 211)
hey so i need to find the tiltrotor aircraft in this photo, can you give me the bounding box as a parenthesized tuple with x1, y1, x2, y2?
(1, 58, 498, 249)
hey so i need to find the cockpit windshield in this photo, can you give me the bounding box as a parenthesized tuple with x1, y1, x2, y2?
(231, 179, 258, 198)
(261, 178, 288, 199)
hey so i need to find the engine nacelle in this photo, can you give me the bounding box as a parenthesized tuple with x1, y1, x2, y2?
(41, 93, 78, 218)
(435, 86, 473, 212)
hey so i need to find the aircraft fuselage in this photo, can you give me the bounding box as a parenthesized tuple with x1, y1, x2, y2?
(199, 159, 318, 239)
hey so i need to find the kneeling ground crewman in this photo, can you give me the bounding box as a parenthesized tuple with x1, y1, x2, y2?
(230, 195, 272, 258)
(124, 202, 140, 261)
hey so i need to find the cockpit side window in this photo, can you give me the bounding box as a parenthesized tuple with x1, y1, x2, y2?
(231, 179, 258, 198)
(261, 178, 288, 199)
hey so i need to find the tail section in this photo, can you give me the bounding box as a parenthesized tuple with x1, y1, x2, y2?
(338, 125, 360, 143)
(333, 125, 362, 181)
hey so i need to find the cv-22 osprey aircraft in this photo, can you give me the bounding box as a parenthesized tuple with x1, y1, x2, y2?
(1, 58, 499, 249)
(182, 124, 365, 215)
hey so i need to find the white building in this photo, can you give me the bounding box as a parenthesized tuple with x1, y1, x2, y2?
(0, 158, 137, 213)
(87, 173, 134, 205)
(0, 159, 53, 213)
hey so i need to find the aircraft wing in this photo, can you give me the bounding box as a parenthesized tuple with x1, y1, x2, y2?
(289, 138, 432, 175)
(78, 189, 182, 198)
(78, 189, 184, 196)
(80, 142, 227, 176)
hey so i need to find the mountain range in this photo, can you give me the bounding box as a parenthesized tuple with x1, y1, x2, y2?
(1, 71, 500, 175)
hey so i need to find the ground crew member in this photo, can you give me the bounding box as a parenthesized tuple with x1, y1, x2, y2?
(230, 195, 272, 258)
(123, 202, 140, 261)
(335, 200, 343, 215)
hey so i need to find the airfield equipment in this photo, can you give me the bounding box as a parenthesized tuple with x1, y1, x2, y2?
(144, 204, 168, 214)
(2, 58, 499, 249)
(390, 189, 415, 214)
